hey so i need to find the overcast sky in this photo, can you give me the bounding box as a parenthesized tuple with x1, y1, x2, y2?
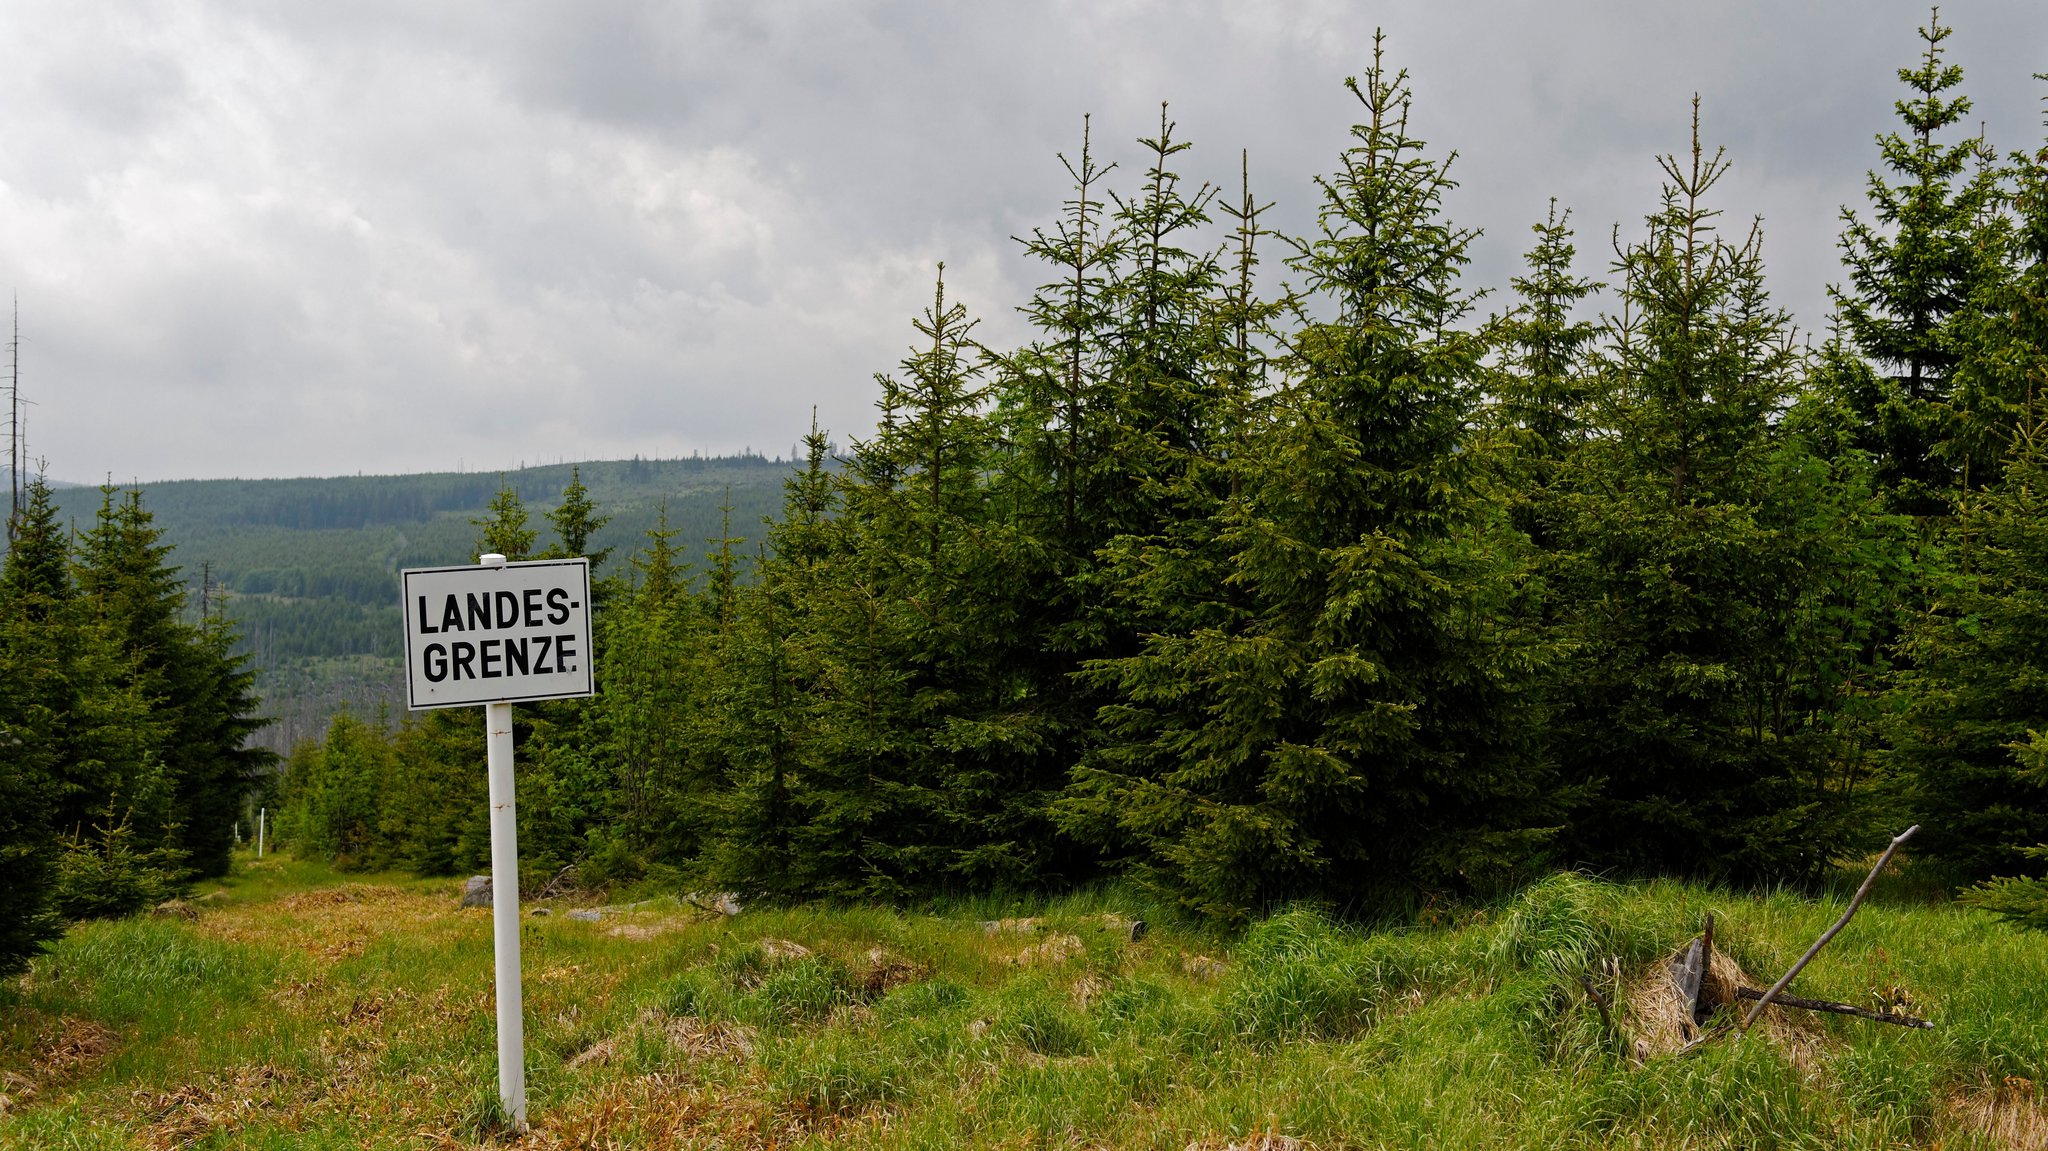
(3, 1, 2045, 484)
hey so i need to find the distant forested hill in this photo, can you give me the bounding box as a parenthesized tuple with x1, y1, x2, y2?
(43, 455, 799, 752)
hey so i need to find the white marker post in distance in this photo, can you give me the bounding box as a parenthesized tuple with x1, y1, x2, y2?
(401, 551, 593, 1132)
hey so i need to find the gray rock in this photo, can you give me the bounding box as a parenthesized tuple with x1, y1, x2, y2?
(460, 876, 492, 909)
(683, 891, 743, 916)
(980, 917, 1040, 935)
(567, 909, 603, 922)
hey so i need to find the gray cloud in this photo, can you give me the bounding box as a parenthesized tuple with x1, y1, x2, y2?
(2, 0, 2043, 481)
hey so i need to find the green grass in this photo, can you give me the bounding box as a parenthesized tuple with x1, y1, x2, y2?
(2, 858, 2045, 1149)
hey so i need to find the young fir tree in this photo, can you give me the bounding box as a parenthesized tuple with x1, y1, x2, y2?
(697, 422, 839, 898)
(1006, 109, 1245, 886)
(1548, 107, 1906, 881)
(1832, 11, 2009, 515)
(8, 478, 161, 864)
(1066, 40, 1555, 922)
(1092, 105, 1226, 543)
(543, 465, 612, 570)
(472, 478, 536, 561)
(728, 268, 1062, 898)
(1056, 148, 1284, 871)
(1894, 412, 2048, 880)
(378, 708, 489, 875)
(279, 710, 396, 868)
(0, 473, 66, 971)
(591, 503, 704, 862)
(74, 486, 263, 878)
(1483, 202, 1604, 470)
(1945, 85, 2048, 494)
(1002, 117, 1125, 546)
(519, 466, 618, 875)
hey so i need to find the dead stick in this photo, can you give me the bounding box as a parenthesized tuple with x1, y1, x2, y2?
(1733, 986, 1933, 1029)
(1674, 1021, 1734, 1057)
(1700, 912, 1714, 987)
(1579, 974, 1615, 1034)
(1741, 824, 1918, 1032)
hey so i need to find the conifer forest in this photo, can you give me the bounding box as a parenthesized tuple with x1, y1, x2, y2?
(7, 15, 2048, 977)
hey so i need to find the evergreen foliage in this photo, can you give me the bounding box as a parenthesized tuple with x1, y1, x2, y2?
(543, 465, 613, 571)
(1894, 419, 2048, 878)
(1832, 11, 2009, 514)
(62, 19, 2048, 933)
(1061, 41, 1554, 921)
(1541, 108, 1908, 881)
(0, 475, 270, 963)
(472, 478, 537, 561)
(0, 476, 64, 973)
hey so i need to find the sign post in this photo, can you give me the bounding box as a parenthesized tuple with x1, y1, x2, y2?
(484, 691, 523, 1128)
(402, 553, 594, 1131)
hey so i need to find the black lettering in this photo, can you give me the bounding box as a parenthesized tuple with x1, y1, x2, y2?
(451, 641, 477, 680)
(504, 636, 530, 676)
(466, 593, 491, 631)
(440, 594, 464, 632)
(522, 588, 543, 628)
(423, 643, 448, 682)
(555, 633, 578, 674)
(546, 587, 570, 624)
(481, 639, 502, 678)
(416, 596, 440, 634)
(495, 590, 520, 629)
(530, 635, 553, 674)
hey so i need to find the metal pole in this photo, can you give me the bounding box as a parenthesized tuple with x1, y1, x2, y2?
(480, 553, 527, 1130)
(258, 808, 266, 858)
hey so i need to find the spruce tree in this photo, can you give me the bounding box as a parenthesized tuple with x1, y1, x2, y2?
(1548, 107, 1905, 880)
(1004, 118, 1124, 543)
(1067, 39, 1555, 921)
(1946, 85, 2048, 491)
(544, 465, 612, 570)
(75, 487, 263, 878)
(1833, 11, 2008, 514)
(696, 422, 838, 898)
(1895, 414, 2048, 879)
(472, 478, 536, 561)
(1484, 202, 1603, 468)
(1057, 149, 1282, 873)
(598, 507, 703, 853)
(0, 473, 65, 972)
(1014, 109, 1244, 887)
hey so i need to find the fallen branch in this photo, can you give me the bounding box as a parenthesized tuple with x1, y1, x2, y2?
(1579, 974, 1615, 1034)
(1733, 986, 1933, 1029)
(1674, 1021, 1733, 1057)
(1741, 824, 1919, 1033)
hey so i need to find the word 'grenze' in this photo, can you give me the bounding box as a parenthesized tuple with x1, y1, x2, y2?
(402, 558, 594, 710)
(414, 589, 579, 681)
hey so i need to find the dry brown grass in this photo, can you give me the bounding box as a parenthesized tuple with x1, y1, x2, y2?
(201, 880, 457, 959)
(1943, 1076, 2048, 1150)
(127, 1063, 297, 1151)
(0, 1012, 123, 1117)
(1622, 945, 1824, 1064)
(854, 947, 922, 999)
(565, 1008, 759, 1076)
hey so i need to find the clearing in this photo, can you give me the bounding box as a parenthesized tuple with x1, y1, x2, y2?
(2, 857, 2045, 1149)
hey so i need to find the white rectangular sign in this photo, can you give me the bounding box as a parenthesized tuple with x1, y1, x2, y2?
(402, 558, 594, 710)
